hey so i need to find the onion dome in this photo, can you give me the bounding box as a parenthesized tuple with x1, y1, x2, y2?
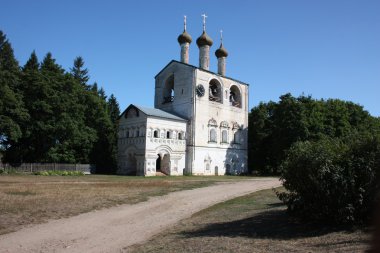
(196, 31, 213, 47)
(177, 30, 192, 44)
(215, 43, 228, 58)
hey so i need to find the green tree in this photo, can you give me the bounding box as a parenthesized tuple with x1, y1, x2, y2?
(249, 93, 380, 175)
(107, 94, 120, 125)
(0, 31, 29, 161)
(70, 56, 89, 87)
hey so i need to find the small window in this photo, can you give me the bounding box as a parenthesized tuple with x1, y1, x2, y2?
(234, 131, 240, 144)
(166, 131, 171, 139)
(222, 130, 228, 143)
(178, 132, 183, 140)
(153, 130, 158, 138)
(210, 129, 217, 143)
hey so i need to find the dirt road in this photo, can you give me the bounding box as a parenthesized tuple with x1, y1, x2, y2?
(0, 178, 280, 253)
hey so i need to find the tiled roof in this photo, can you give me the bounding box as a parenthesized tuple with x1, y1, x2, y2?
(133, 105, 187, 121)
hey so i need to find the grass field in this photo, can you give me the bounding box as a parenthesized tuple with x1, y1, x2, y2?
(128, 187, 371, 253)
(0, 174, 249, 235)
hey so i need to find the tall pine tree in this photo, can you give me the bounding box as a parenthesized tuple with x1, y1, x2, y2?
(0, 31, 28, 162)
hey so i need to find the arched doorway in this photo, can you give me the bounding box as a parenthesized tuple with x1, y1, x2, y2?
(156, 154, 161, 172)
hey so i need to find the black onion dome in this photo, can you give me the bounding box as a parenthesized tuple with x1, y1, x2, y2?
(215, 43, 228, 58)
(177, 30, 192, 44)
(196, 31, 213, 47)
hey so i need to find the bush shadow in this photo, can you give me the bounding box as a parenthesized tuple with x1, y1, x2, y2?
(181, 208, 355, 240)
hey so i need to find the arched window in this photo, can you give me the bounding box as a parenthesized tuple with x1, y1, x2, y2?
(234, 131, 240, 144)
(166, 131, 171, 139)
(210, 129, 217, 143)
(135, 129, 139, 137)
(221, 130, 228, 143)
(209, 79, 222, 103)
(153, 130, 158, 138)
(178, 132, 183, 140)
(163, 75, 174, 104)
(229, 85, 242, 108)
(126, 129, 130, 138)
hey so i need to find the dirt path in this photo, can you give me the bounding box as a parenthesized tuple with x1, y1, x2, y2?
(0, 178, 280, 253)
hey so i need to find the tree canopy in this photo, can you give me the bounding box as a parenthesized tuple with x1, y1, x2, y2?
(248, 93, 380, 175)
(0, 30, 120, 173)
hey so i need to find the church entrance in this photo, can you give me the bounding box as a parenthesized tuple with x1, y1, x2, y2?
(156, 153, 170, 175)
(156, 154, 161, 172)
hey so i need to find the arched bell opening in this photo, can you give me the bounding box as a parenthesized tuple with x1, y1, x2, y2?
(163, 74, 174, 104)
(229, 85, 242, 108)
(208, 79, 222, 103)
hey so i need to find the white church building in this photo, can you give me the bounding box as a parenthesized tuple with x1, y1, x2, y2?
(117, 16, 249, 176)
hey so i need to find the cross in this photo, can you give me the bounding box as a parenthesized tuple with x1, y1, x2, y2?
(184, 15, 187, 31)
(220, 30, 223, 43)
(201, 13, 208, 31)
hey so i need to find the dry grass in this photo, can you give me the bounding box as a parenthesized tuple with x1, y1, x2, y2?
(0, 174, 248, 235)
(128, 187, 371, 253)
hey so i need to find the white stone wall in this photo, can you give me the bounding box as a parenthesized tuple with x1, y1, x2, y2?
(154, 62, 194, 120)
(191, 147, 248, 175)
(188, 69, 248, 175)
(117, 112, 148, 175)
(117, 108, 187, 176)
(144, 117, 187, 176)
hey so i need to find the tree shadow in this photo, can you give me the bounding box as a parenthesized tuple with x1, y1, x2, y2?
(181, 209, 355, 240)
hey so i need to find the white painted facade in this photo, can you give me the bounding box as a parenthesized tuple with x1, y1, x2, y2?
(118, 23, 248, 176)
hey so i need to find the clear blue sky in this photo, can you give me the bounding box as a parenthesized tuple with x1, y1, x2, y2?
(2, 0, 380, 116)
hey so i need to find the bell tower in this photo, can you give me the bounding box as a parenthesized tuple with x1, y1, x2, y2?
(153, 15, 249, 176)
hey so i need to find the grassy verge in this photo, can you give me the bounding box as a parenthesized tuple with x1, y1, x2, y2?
(128, 187, 371, 253)
(0, 174, 249, 235)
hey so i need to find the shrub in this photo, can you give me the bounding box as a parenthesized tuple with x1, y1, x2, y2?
(34, 170, 84, 176)
(278, 135, 380, 224)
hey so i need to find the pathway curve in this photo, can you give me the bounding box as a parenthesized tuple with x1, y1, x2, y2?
(0, 178, 281, 253)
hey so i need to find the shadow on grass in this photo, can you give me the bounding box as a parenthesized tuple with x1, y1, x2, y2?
(181, 209, 355, 240)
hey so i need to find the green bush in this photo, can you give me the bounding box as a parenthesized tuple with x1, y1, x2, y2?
(34, 170, 84, 176)
(278, 135, 380, 224)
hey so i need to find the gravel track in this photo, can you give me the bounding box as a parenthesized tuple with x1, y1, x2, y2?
(0, 178, 280, 253)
